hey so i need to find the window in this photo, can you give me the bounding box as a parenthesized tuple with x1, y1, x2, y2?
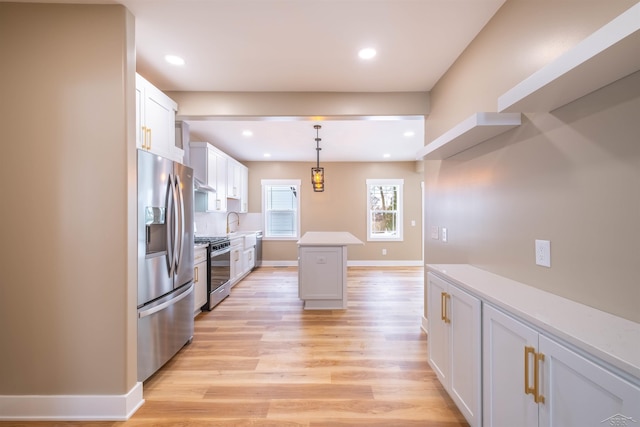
(262, 179, 301, 240)
(366, 179, 403, 241)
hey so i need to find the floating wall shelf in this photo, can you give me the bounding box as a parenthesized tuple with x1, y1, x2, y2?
(498, 2, 640, 113)
(416, 112, 521, 160)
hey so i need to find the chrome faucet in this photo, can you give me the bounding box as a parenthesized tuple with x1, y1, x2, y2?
(226, 211, 240, 234)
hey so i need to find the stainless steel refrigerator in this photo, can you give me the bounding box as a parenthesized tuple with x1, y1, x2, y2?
(137, 149, 195, 382)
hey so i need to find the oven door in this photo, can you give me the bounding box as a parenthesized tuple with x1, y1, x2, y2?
(208, 246, 231, 309)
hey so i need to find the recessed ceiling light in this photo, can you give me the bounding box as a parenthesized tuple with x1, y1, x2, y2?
(383, 153, 391, 158)
(263, 153, 271, 158)
(242, 130, 253, 137)
(403, 131, 415, 137)
(358, 48, 377, 60)
(164, 54, 185, 66)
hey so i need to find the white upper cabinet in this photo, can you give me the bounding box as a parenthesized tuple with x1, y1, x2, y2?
(135, 73, 180, 162)
(190, 142, 227, 212)
(227, 158, 249, 213)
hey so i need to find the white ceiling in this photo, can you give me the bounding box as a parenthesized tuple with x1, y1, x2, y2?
(14, 0, 507, 161)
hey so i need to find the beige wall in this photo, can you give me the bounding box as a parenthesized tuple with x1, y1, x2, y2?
(0, 3, 137, 394)
(424, 1, 639, 322)
(245, 161, 423, 262)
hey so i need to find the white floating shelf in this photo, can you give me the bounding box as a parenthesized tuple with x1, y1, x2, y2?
(498, 3, 640, 113)
(416, 112, 521, 160)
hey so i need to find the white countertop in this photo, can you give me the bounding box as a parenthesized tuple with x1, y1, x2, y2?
(428, 264, 640, 381)
(297, 231, 364, 246)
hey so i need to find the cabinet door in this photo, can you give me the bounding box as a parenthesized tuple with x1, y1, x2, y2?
(135, 77, 144, 150)
(240, 164, 249, 213)
(427, 273, 449, 385)
(448, 285, 481, 427)
(243, 247, 255, 274)
(539, 335, 640, 427)
(193, 260, 207, 315)
(230, 243, 243, 285)
(144, 84, 175, 159)
(206, 148, 218, 211)
(227, 159, 241, 199)
(215, 152, 227, 211)
(483, 304, 539, 427)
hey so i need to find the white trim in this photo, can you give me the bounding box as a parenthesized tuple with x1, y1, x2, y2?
(261, 179, 301, 240)
(0, 382, 144, 421)
(366, 179, 404, 242)
(421, 315, 428, 334)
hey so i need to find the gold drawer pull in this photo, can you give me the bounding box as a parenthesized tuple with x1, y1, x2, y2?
(534, 352, 545, 404)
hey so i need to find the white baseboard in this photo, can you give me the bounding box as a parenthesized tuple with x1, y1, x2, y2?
(260, 260, 424, 268)
(348, 260, 424, 267)
(0, 382, 144, 421)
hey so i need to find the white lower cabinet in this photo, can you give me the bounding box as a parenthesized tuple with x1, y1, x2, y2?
(483, 304, 640, 427)
(193, 247, 208, 316)
(243, 246, 255, 275)
(230, 238, 243, 287)
(427, 273, 482, 427)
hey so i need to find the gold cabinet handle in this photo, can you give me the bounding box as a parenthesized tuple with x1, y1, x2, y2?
(440, 292, 451, 323)
(141, 126, 148, 149)
(524, 346, 535, 396)
(146, 127, 152, 150)
(534, 352, 545, 404)
(194, 266, 199, 283)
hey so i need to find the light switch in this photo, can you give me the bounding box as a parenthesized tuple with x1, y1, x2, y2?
(430, 226, 439, 240)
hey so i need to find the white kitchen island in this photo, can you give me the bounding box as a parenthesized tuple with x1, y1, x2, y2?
(297, 231, 364, 310)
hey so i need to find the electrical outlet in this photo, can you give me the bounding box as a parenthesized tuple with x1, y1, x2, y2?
(382, 249, 387, 255)
(442, 228, 448, 243)
(535, 240, 551, 267)
(411, 220, 416, 227)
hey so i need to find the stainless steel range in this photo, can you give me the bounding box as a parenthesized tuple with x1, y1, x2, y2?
(194, 236, 231, 309)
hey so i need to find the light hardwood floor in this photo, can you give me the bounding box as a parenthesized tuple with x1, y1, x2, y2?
(4, 267, 469, 427)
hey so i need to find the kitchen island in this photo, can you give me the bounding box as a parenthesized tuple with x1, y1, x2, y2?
(297, 231, 364, 310)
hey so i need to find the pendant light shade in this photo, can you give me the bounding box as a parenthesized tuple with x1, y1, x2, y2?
(312, 125, 324, 192)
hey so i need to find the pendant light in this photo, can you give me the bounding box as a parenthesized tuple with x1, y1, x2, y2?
(311, 124, 325, 192)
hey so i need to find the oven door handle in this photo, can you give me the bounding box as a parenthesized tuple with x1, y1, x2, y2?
(210, 247, 231, 257)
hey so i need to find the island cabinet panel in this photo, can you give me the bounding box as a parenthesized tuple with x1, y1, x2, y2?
(297, 232, 363, 310)
(298, 246, 343, 302)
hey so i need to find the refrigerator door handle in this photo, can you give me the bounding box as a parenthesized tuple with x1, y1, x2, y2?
(174, 174, 185, 271)
(170, 174, 180, 277)
(165, 174, 175, 276)
(138, 283, 194, 319)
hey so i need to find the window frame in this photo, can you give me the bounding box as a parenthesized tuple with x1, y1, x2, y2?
(366, 178, 404, 242)
(261, 179, 301, 240)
